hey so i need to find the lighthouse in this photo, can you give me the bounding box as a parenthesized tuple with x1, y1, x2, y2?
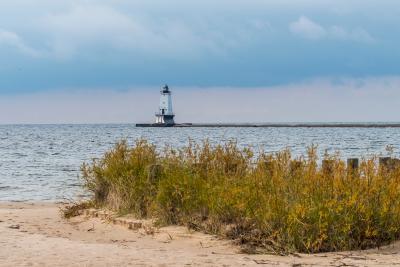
(155, 84, 175, 125)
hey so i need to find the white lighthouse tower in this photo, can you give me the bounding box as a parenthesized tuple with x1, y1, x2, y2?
(155, 84, 175, 125)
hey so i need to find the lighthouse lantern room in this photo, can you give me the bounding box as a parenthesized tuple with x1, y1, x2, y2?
(155, 84, 175, 125)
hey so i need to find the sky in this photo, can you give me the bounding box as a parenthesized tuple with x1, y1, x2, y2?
(0, 0, 400, 123)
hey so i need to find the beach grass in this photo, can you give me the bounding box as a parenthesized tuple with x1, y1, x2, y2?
(79, 139, 400, 254)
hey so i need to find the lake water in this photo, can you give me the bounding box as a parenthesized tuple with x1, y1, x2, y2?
(1, 124, 400, 201)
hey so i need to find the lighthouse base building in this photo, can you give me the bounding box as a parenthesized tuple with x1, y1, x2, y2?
(154, 85, 175, 126)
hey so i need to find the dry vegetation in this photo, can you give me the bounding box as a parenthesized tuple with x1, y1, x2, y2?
(79, 139, 400, 254)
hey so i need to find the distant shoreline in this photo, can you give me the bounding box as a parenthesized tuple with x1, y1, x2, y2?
(136, 123, 400, 128)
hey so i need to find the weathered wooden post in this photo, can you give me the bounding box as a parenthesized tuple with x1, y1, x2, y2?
(347, 158, 359, 169)
(393, 158, 400, 168)
(379, 157, 400, 172)
(379, 157, 392, 170)
(347, 158, 359, 176)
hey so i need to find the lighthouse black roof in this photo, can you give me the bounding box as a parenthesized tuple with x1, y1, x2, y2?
(161, 84, 170, 93)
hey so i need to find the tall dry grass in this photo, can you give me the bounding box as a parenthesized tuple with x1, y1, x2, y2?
(81, 139, 400, 254)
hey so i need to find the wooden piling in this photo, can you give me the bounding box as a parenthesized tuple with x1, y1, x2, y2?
(379, 157, 391, 169)
(379, 157, 400, 172)
(393, 158, 400, 168)
(347, 158, 359, 177)
(347, 158, 359, 170)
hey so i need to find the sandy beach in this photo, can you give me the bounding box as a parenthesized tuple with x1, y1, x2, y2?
(0, 202, 399, 267)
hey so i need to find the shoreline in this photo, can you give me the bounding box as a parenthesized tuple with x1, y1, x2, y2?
(1, 202, 400, 266)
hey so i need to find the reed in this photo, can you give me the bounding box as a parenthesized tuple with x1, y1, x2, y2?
(81, 139, 400, 254)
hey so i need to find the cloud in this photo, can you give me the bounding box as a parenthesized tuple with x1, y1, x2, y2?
(0, 29, 41, 57)
(0, 2, 276, 60)
(0, 0, 397, 90)
(38, 4, 244, 59)
(289, 16, 326, 40)
(40, 5, 142, 58)
(0, 2, 383, 61)
(1, 77, 399, 124)
(290, 16, 375, 43)
(47, 6, 163, 52)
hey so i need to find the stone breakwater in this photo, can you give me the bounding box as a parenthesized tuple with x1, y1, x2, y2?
(136, 123, 400, 128)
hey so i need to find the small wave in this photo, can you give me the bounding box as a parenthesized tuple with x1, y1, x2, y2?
(61, 168, 77, 172)
(0, 185, 20, 191)
(12, 152, 28, 157)
(68, 183, 82, 187)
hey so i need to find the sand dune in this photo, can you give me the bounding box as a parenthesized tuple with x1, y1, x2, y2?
(0, 202, 399, 266)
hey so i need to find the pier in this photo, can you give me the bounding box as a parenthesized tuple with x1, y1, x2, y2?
(136, 123, 400, 128)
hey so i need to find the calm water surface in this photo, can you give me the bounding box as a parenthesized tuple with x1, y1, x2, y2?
(0, 124, 399, 201)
